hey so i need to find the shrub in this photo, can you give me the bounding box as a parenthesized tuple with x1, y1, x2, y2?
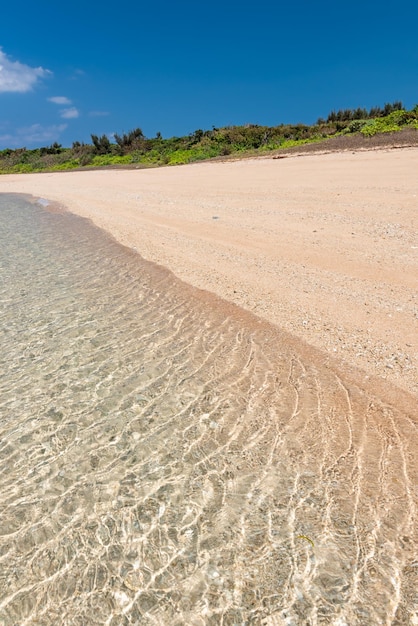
(89, 154, 133, 167)
(51, 160, 80, 171)
(80, 153, 93, 166)
(346, 119, 367, 133)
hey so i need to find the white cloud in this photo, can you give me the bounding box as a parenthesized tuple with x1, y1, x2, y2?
(60, 107, 79, 119)
(71, 69, 86, 78)
(48, 96, 72, 105)
(89, 110, 110, 117)
(0, 48, 51, 93)
(0, 123, 67, 147)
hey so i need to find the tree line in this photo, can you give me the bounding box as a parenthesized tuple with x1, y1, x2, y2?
(319, 101, 404, 124)
(1, 101, 417, 173)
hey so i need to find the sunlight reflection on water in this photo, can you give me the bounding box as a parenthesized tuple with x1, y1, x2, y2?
(0, 193, 416, 625)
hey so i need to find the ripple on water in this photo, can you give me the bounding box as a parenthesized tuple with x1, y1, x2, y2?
(0, 193, 417, 625)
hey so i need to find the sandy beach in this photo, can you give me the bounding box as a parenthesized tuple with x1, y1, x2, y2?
(1, 147, 417, 401)
(1, 148, 418, 624)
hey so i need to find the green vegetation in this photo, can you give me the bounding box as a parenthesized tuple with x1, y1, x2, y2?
(1, 102, 417, 174)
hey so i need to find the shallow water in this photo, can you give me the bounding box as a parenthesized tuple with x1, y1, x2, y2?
(0, 193, 417, 625)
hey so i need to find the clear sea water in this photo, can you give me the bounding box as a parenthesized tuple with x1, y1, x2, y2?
(0, 193, 417, 625)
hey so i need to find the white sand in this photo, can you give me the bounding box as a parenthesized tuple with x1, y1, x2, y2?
(1, 148, 417, 398)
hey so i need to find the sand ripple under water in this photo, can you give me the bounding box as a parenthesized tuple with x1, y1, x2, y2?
(0, 195, 417, 625)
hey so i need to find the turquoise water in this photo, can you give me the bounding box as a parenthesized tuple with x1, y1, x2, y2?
(0, 193, 417, 625)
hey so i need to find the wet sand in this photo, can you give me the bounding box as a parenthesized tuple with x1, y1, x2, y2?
(1, 148, 417, 401)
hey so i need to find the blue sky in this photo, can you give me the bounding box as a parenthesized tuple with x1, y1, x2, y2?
(1, 0, 417, 149)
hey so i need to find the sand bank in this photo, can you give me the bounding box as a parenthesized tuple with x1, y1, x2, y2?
(1, 148, 417, 399)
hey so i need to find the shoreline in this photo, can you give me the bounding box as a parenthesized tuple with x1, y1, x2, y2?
(1, 148, 417, 403)
(2, 191, 417, 624)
